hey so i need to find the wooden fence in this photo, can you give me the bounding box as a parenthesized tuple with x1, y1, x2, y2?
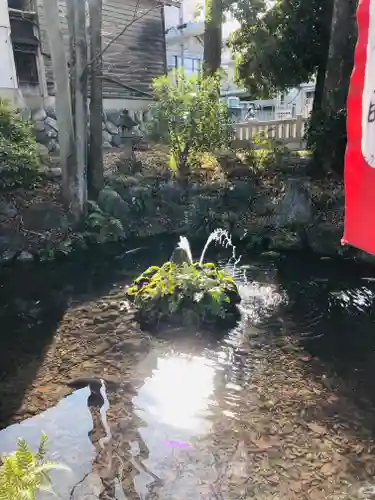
(233, 115, 307, 151)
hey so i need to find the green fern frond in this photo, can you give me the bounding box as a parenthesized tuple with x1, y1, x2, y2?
(36, 432, 48, 461)
(0, 434, 67, 500)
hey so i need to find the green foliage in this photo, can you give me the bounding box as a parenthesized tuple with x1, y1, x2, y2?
(0, 99, 43, 189)
(229, 0, 327, 97)
(242, 133, 292, 170)
(151, 71, 233, 174)
(0, 433, 66, 500)
(305, 107, 347, 154)
(85, 201, 125, 243)
(126, 261, 240, 328)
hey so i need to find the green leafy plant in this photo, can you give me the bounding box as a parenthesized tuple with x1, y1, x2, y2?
(126, 261, 240, 329)
(85, 202, 125, 243)
(0, 99, 43, 189)
(151, 70, 233, 175)
(0, 433, 67, 500)
(242, 132, 292, 170)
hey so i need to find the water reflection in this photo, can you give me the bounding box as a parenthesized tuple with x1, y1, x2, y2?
(3, 250, 375, 498)
(135, 354, 215, 432)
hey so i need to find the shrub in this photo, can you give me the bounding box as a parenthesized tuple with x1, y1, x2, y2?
(240, 132, 292, 171)
(85, 201, 125, 243)
(0, 99, 43, 189)
(151, 70, 233, 175)
(0, 433, 66, 500)
(126, 261, 240, 330)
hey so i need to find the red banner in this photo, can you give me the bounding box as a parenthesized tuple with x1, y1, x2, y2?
(343, 0, 375, 254)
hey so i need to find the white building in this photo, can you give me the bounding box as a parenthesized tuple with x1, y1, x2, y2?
(0, 0, 23, 106)
(164, 2, 239, 83)
(164, 1, 315, 122)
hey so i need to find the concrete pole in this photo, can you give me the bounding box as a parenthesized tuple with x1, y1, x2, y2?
(179, 2, 184, 68)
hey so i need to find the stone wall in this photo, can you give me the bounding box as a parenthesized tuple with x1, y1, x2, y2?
(1, 167, 374, 267)
(29, 107, 147, 152)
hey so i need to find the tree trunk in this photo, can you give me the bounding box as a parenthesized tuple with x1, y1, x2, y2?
(203, 0, 223, 76)
(307, 0, 334, 176)
(44, 0, 82, 220)
(310, 0, 334, 122)
(73, 0, 88, 209)
(319, 0, 357, 175)
(88, 0, 104, 198)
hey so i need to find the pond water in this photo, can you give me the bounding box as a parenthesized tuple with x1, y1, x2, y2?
(1, 242, 375, 499)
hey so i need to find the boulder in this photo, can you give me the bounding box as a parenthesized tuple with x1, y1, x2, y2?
(22, 202, 68, 231)
(102, 130, 112, 143)
(111, 134, 123, 147)
(105, 120, 118, 135)
(0, 249, 17, 264)
(47, 139, 58, 152)
(45, 116, 58, 131)
(269, 229, 304, 251)
(20, 108, 32, 121)
(36, 143, 49, 159)
(35, 130, 49, 145)
(46, 167, 62, 179)
(17, 251, 34, 263)
(47, 128, 58, 139)
(272, 179, 313, 228)
(0, 202, 18, 221)
(106, 111, 121, 126)
(32, 108, 47, 121)
(33, 120, 46, 132)
(306, 222, 344, 256)
(97, 188, 130, 225)
(46, 107, 57, 119)
(0, 229, 25, 261)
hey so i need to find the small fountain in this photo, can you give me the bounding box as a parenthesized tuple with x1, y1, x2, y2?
(171, 229, 241, 272)
(199, 228, 240, 267)
(171, 236, 193, 265)
(127, 229, 242, 332)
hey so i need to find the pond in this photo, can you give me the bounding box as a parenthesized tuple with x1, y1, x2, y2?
(1, 241, 375, 499)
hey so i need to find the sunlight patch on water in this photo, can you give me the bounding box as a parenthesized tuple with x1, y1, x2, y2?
(135, 354, 216, 434)
(329, 286, 375, 313)
(238, 282, 286, 324)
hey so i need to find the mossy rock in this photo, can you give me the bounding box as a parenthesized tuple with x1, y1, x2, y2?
(268, 229, 304, 251)
(126, 261, 241, 333)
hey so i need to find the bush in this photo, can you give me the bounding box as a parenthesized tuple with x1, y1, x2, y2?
(151, 70, 233, 175)
(0, 100, 43, 189)
(85, 201, 125, 243)
(126, 261, 240, 330)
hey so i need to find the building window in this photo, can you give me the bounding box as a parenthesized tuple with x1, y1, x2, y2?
(305, 90, 314, 99)
(280, 93, 285, 105)
(8, 0, 34, 10)
(173, 56, 201, 72)
(13, 47, 39, 84)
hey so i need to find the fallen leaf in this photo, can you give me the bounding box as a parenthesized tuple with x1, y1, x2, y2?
(320, 463, 335, 476)
(307, 423, 327, 436)
(37, 387, 51, 393)
(327, 395, 339, 403)
(290, 481, 303, 493)
(253, 439, 274, 451)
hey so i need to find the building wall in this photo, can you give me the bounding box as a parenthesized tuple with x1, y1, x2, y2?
(0, 0, 23, 106)
(166, 35, 203, 77)
(36, 0, 166, 103)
